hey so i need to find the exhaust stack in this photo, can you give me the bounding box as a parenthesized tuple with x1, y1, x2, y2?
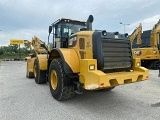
(87, 15, 94, 30)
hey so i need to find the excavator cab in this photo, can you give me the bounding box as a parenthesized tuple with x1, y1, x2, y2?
(49, 18, 87, 48)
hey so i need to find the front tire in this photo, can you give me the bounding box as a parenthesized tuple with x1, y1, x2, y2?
(49, 58, 74, 101)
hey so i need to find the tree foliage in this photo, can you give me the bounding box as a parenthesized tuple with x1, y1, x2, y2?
(0, 45, 31, 59)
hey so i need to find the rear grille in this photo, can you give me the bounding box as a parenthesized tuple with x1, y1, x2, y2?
(102, 39, 132, 70)
(92, 31, 132, 71)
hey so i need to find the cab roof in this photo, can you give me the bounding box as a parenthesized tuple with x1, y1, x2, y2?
(52, 18, 86, 26)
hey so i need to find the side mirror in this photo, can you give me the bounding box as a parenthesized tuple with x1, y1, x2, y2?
(49, 26, 52, 33)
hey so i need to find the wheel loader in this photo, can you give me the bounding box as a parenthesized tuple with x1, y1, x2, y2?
(26, 15, 148, 101)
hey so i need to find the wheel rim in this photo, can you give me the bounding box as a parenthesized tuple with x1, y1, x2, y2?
(50, 70, 58, 90)
(34, 65, 37, 77)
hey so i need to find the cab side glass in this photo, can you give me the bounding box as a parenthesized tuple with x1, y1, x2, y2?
(49, 26, 52, 33)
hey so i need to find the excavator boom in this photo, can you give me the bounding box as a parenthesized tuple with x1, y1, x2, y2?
(130, 23, 142, 44)
(150, 19, 160, 47)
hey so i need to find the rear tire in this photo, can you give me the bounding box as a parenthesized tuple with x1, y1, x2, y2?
(49, 58, 74, 101)
(34, 59, 46, 84)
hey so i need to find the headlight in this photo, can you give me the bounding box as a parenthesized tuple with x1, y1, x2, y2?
(134, 50, 141, 56)
(153, 50, 157, 54)
(89, 65, 95, 70)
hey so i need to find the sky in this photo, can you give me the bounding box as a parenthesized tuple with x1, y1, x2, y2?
(0, 0, 160, 46)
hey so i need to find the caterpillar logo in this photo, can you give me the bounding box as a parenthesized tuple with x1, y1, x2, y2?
(134, 50, 141, 56)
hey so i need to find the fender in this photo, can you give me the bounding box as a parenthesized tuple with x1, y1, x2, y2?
(49, 48, 80, 74)
(36, 54, 48, 70)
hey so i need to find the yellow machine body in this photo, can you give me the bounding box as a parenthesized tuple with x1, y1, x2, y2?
(132, 47, 160, 60)
(49, 48, 80, 73)
(26, 57, 35, 78)
(79, 58, 148, 90)
(49, 31, 149, 90)
(36, 54, 48, 70)
(26, 31, 149, 90)
(26, 54, 48, 77)
(26, 15, 149, 101)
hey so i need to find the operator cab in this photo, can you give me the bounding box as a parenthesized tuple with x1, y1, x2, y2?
(49, 18, 87, 48)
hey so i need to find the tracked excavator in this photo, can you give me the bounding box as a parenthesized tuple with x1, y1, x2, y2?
(26, 15, 148, 101)
(132, 20, 160, 69)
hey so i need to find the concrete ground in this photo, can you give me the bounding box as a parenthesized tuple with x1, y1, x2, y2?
(0, 61, 160, 120)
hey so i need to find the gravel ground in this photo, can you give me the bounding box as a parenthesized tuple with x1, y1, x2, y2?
(0, 61, 160, 120)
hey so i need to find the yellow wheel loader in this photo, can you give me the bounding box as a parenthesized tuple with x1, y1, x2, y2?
(27, 15, 148, 101)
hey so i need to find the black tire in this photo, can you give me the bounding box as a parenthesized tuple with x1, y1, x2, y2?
(34, 59, 46, 84)
(49, 58, 75, 101)
(98, 87, 115, 92)
(151, 61, 160, 70)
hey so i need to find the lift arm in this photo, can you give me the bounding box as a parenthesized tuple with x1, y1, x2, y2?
(31, 36, 49, 54)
